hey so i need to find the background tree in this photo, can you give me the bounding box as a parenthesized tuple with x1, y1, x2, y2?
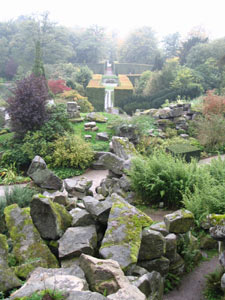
(162, 32, 180, 59)
(118, 27, 159, 66)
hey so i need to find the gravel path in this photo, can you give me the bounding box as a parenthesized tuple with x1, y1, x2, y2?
(164, 256, 219, 300)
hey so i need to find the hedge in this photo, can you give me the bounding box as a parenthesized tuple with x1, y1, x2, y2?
(86, 74, 105, 111)
(127, 74, 141, 86)
(74, 63, 105, 74)
(114, 75, 133, 108)
(114, 63, 152, 75)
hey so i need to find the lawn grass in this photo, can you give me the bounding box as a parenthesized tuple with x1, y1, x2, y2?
(71, 112, 121, 152)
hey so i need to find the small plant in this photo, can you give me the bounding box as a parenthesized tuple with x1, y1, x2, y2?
(204, 267, 224, 300)
(15, 289, 65, 300)
(164, 273, 181, 293)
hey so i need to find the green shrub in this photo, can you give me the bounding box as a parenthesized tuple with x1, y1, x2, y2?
(77, 98, 94, 113)
(183, 181, 225, 223)
(52, 134, 94, 169)
(0, 186, 36, 220)
(128, 152, 208, 208)
(194, 114, 225, 152)
(206, 156, 225, 184)
(204, 267, 224, 300)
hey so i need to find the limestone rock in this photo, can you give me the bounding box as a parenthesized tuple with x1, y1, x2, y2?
(83, 196, 112, 224)
(99, 152, 127, 175)
(126, 265, 148, 277)
(67, 291, 107, 300)
(111, 136, 136, 160)
(27, 155, 46, 175)
(210, 226, 225, 241)
(10, 268, 88, 299)
(43, 190, 68, 206)
(107, 284, 146, 300)
(58, 226, 97, 259)
(164, 209, 194, 233)
(4, 204, 58, 274)
(96, 132, 109, 141)
(70, 208, 95, 227)
(79, 254, 129, 295)
(150, 222, 169, 237)
(138, 257, 170, 276)
(27, 156, 62, 190)
(138, 229, 166, 261)
(199, 234, 217, 249)
(201, 214, 225, 230)
(165, 234, 177, 261)
(30, 195, 72, 240)
(115, 124, 139, 144)
(221, 273, 225, 291)
(64, 177, 92, 198)
(169, 253, 185, 275)
(100, 194, 153, 270)
(85, 112, 108, 123)
(131, 271, 164, 299)
(0, 234, 21, 292)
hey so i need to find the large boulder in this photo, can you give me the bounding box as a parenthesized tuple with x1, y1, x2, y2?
(83, 196, 112, 224)
(27, 156, 62, 190)
(10, 267, 88, 299)
(79, 254, 129, 295)
(138, 257, 170, 276)
(138, 229, 166, 261)
(100, 194, 153, 270)
(131, 271, 164, 300)
(4, 204, 58, 276)
(164, 209, 194, 233)
(43, 190, 68, 206)
(27, 155, 46, 175)
(70, 208, 95, 227)
(58, 225, 97, 259)
(210, 226, 225, 241)
(115, 124, 139, 144)
(30, 195, 72, 240)
(0, 234, 21, 292)
(67, 291, 107, 300)
(111, 136, 136, 160)
(99, 152, 128, 176)
(107, 285, 146, 300)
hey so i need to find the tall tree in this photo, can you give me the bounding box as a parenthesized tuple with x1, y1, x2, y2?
(162, 32, 180, 59)
(119, 27, 159, 66)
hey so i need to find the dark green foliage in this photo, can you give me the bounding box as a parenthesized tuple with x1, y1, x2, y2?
(128, 152, 209, 208)
(164, 273, 181, 294)
(0, 186, 36, 219)
(204, 267, 224, 300)
(32, 40, 45, 77)
(167, 143, 201, 162)
(114, 88, 133, 108)
(75, 66, 92, 88)
(7, 74, 48, 137)
(127, 74, 141, 86)
(86, 87, 105, 111)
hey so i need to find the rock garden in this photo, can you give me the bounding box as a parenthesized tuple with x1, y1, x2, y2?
(0, 63, 225, 300)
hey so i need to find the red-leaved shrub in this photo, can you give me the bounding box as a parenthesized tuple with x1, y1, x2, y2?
(48, 79, 71, 95)
(203, 90, 225, 115)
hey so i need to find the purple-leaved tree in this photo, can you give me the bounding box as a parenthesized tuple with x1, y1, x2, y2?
(7, 74, 48, 137)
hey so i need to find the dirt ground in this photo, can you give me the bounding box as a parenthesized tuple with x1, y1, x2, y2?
(163, 256, 219, 300)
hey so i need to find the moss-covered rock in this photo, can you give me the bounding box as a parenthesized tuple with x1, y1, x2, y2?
(0, 234, 21, 292)
(164, 209, 194, 234)
(99, 194, 153, 270)
(4, 204, 58, 277)
(30, 195, 72, 240)
(111, 136, 137, 160)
